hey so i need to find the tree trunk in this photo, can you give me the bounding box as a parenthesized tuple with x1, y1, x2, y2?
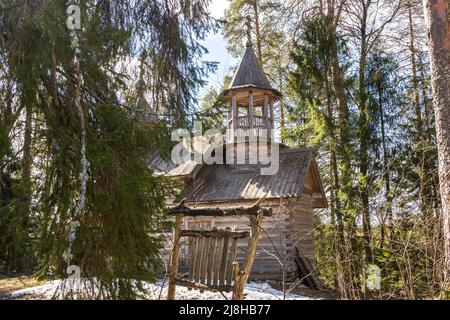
(327, 13, 357, 298)
(167, 214, 182, 300)
(378, 87, 393, 248)
(233, 211, 264, 300)
(409, 2, 424, 131)
(422, 0, 450, 290)
(22, 103, 32, 209)
(357, 2, 373, 265)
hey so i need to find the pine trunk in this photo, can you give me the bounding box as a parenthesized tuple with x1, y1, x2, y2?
(422, 0, 450, 289)
(22, 103, 32, 211)
(357, 2, 373, 265)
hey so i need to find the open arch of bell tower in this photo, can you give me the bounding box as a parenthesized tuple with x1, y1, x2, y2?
(221, 17, 281, 142)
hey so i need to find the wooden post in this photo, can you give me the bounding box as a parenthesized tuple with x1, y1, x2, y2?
(232, 210, 264, 300)
(269, 96, 274, 129)
(263, 94, 269, 129)
(248, 91, 254, 129)
(167, 214, 182, 300)
(232, 95, 237, 131)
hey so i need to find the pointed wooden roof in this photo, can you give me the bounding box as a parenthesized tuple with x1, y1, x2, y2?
(222, 45, 281, 98)
(222, 36, 281, 98)
(230, 46, 271, 89)
(135, 76, 159, 124)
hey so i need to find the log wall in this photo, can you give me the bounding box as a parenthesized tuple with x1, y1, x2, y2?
(162, 193, 315, 282)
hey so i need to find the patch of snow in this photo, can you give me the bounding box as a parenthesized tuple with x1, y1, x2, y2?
(9, 280, 61, 299)
(8, 279, 318, 300)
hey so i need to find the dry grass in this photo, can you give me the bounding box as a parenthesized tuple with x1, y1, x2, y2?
(0, 275, 48, 300)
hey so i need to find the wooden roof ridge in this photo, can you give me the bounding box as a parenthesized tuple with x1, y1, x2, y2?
(280, 146, 316, 154)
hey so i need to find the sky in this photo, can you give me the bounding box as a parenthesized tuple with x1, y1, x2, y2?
(198, 0, 235, 101)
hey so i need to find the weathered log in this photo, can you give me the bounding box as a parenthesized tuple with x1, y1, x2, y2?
(180, 229, 250, 238)
(219, 236, 230, 286)
(207, 237, 217, 286)
(174, 278, 233, 292)
(188, 237, 198, 282)
(213, 238, 223, 286)
(227, 238, 238, 284)
(168, 199, 272, 217)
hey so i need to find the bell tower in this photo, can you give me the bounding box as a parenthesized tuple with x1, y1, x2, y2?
(222, 16, 281, 141)
(136, 52, 159, 124)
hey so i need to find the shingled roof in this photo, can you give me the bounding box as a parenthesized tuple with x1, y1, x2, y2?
(222, 45, 281, 97)
(148, 150, 177, 174)
(180, 148, 327, 208)
(230, 46, 272, 89)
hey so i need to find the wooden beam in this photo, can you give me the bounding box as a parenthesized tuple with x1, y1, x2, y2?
(232, 95, 237, 132)
(263, 94, 269, 129)
(269, 96, 274, 129)
(248, 91, 254, 129)
(174, 278, 234, 292)
(219, 236, 229, 286)
(180, 229, 250, 238)
(169, 203, 272, 217)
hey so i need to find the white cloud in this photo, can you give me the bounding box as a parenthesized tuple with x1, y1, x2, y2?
(209, 0, 230, 19)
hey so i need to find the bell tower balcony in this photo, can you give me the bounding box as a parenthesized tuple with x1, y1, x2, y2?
(224, 88, 278, 140)
(220, 16, 281, 142)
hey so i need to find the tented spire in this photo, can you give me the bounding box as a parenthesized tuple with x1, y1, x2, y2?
(221, 17, 280, 97)
(136, 52, 159, 124)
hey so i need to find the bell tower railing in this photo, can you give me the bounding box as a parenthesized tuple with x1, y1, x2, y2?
(226, 90, 275, 141)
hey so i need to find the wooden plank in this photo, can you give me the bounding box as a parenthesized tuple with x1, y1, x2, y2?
(207, 237, 217, 286)
(219, 236, 230, 286)
(174, 278, 233, 293)
(180, 230, 250, 238)
(294, 247, 320, 290)
(226, 237, 238, 285)
(200, 237, 210, 284)
(191, 237, 200, 282)
(194, 237, 204, 283)
(188, 237, 197, 281)
(213, 237, 223, 286)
